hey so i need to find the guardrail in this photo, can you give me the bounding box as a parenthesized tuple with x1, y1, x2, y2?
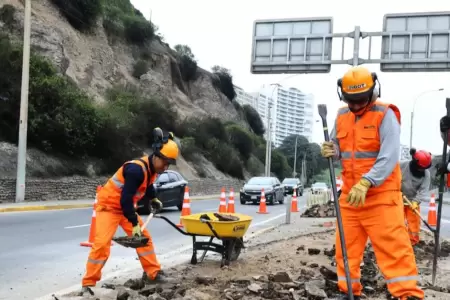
(306, 190, 331, 208)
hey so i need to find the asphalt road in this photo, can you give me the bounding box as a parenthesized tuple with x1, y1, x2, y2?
(0, 195, 307, 300)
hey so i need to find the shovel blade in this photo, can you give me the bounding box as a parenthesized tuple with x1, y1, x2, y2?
(112, 236, 149, 248)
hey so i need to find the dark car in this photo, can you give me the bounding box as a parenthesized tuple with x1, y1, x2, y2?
(240, 176, 284, 205)
(282, 178, 304, 196)
(137, 170, 188, 215)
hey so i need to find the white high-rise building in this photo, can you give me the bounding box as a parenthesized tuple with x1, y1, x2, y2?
(234, 85, 258, 108)
(400, 144, 411, 161)
(258, 85, 314, 147)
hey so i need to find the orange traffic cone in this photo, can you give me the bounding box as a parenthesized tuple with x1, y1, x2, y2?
(427, 193, 437, 227)
(291, 189, 299, 213)
(218, 187, 227, 213)
(257, 188, 269, 214)
(177, 186, 192, 228)
(227, 188, 235, 213)
(80, 185, 102, 247)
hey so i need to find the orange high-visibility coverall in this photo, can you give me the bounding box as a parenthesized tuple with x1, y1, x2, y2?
(82, 156, 159, 287)
(334, 102, 424, 299)
(404, 206, 420, 245)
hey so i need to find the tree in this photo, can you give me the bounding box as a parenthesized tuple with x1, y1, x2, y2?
(271, 149, 292, 179)
(210, 65, 236, 101)
(211, 65, 229, 74)
(174, 44, 195, 60)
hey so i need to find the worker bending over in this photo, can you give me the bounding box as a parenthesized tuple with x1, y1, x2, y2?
(401, 148, 431, 246)
(80, 128, 179, 295)
(321, 66, 423, 300)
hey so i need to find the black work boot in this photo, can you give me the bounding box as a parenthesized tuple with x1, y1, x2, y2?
(78, 286, 94, 296)
(142, 271, 175, 284)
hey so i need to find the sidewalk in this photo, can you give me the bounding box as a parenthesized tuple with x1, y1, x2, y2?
(0, 194, 223, 213)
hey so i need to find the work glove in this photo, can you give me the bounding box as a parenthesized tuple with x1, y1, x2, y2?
(440, 116, 450, 132)
(347, 178, 371, 207)
(321, 141, 336, 158)
(410, 201, 419, 210)
(132, 224, 142, 237)
(151, 198, 163, 211)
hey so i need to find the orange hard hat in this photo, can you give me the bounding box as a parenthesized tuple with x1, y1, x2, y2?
(337, 66, 378, 102)
(158, 139, 179, 165)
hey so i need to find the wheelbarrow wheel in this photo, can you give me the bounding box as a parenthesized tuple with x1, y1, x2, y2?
(224, 238, 244, 261)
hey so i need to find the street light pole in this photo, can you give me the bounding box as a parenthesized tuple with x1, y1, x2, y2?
(293, 135, 298, 177)
(409, 88, 444, 149)
(15, 0, 32, 203)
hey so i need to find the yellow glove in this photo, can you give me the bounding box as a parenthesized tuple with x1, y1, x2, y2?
(132, 224, 142, 237)
(347, 178, 371, 207)
(321, 141, 336, 158)
(151, 198, 163, 211)
(410, 201, 419, 210)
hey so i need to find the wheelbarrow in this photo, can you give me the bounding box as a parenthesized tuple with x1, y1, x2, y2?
(155, 212, 253, 267)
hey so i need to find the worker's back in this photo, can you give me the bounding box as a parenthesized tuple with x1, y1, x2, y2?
(400, 161, 429, 200)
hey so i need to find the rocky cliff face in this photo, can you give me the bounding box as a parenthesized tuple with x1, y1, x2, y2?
(0, 0, 248, 181)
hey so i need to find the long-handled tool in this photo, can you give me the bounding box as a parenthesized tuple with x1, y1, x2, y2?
(402, 195, 434, 232)
(318, 104, 354, 300)
(113, 213, 154, 248)
(431, 97, 450, 285)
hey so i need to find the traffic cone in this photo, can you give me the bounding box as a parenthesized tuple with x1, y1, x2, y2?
(336, 176, 342, 192)
(427, 193, 437, 227)
(80, 185, 102, 247)
(291, 189, 299, 213)
(218, 187, 227, 213)
(257, 188, 269, 214)
(227, 188, 235, 213)
(177, 186, 191, 228)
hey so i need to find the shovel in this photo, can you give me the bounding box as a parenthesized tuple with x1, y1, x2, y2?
(318, 104, 354, 300)
(402, 195, 434, 232)
(113, 213, 154, 248)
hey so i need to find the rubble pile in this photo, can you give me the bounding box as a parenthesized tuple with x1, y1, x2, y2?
(60, 231, 450, 300)
(301, 202, 336, 218)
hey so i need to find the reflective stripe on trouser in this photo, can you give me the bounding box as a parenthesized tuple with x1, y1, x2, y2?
(404, 206, 420, 246)
(82, 211, 161, 287)
(335, 192, 424, 299)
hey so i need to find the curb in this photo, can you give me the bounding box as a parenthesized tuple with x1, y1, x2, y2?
(0, 194, 233, 213)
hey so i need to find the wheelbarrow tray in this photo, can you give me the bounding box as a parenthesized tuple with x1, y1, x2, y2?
(180, 212, 253, 238)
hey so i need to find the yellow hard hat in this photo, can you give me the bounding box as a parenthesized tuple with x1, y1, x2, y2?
(158, 139, 179, 165)
(337, 66, 378, 102)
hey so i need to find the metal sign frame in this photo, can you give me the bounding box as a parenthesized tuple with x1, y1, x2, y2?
(250, 17, 334, 74)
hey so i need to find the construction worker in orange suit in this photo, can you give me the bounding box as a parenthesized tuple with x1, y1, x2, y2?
(80, 128, 179, 295)
(400, 148, 431, 246)
(321, 66, 424, 300)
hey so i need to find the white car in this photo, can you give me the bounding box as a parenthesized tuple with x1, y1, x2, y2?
(311, 182, 329, 194)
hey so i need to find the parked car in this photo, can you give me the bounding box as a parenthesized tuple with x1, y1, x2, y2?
(137, 170, 188, 215)
(311, 182, 329, 194)
(240, 176, 284, 205)
(282, 178, 304, 196)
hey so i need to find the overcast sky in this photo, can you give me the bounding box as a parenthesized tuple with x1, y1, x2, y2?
(131, 0, 450, 155)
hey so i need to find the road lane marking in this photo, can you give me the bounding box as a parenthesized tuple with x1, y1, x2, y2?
(64, 224, 90, 229)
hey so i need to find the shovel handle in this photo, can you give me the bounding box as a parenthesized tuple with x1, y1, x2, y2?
(141, 213, 154, 232)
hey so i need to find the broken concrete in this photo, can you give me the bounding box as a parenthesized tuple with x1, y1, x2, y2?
(301, 202, 336, 218)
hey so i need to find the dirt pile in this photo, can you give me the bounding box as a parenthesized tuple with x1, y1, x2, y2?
(301, 203, 336, 218)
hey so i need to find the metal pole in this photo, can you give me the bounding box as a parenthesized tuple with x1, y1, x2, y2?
(15, 0, 32, 203)
(352, 26, 361, 66)
(268, 120, 272, 175)
(285, 195, 292, 224)
(293, 136, 298, 177)
(264, 103, 271, 176)
(409, 111, 414, 149)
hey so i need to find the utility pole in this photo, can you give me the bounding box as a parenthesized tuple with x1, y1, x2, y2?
(264, 102, 272, 176)
(292, 135, 298, 177)
(15, 0, 32, 203)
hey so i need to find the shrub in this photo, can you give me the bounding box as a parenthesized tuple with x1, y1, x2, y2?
(50, 0, 102, 31)
(123, 15, 154, 45)
(178, 55, 197, 81)
(206, 138, 244, 179)
(211, 70, 237, 102)
(132, 60, 149, 79)
(226, 124, 254, 160)
(0, 4, 15, 26)
(103, 6, 125, 38)
(243, 105, 265, 136)
(180, 137, 200, 161)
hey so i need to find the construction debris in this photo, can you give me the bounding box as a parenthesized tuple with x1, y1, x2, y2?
(301, 202, 336, 218)
(56, 231, 450, 300)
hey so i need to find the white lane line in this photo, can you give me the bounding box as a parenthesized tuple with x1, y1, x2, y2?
(64, 224, 90, 229)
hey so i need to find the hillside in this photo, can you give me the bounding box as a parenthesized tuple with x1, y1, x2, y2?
(0, 0, 268, 185)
